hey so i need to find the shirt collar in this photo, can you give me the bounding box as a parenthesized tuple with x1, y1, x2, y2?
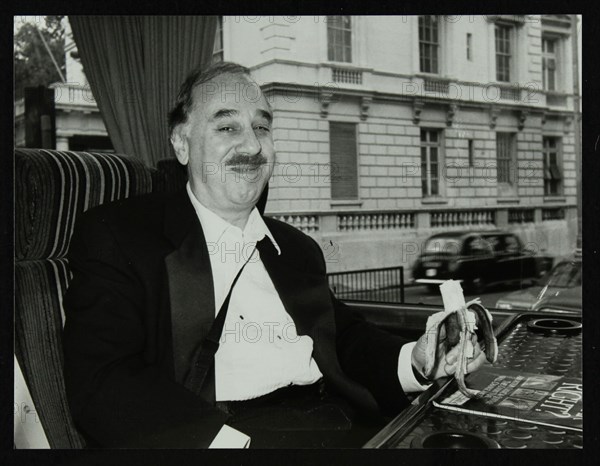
(186, 182, 281, 255)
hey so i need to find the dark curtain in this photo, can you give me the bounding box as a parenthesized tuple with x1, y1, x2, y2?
(69, 16, 217, 166)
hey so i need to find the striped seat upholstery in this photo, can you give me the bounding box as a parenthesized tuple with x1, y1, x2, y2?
(15, 149, 153, 448)
(16, 149, 152, 261)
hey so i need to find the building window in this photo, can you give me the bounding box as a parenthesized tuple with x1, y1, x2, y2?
(212, 16, 224, 63)
(329, 122, 358, 200)
(327, 16, 352, 63)
(421, 129, 442, 196)
(543, 136, 563, 195)
(419, 16, 439, 73)
(496, 132, 516, 184)
(542, 37, 558, 91)
(466, 33, 473, 61)
(495, 24, 512, 82)
(468, 139, 475, 166)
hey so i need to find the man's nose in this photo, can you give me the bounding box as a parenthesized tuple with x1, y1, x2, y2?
(236, 127, 261, 155)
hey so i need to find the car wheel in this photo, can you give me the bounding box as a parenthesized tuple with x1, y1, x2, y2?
(467, 277, 486, 294)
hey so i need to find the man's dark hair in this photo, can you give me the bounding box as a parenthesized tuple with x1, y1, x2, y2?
(168, 61, 252, 137)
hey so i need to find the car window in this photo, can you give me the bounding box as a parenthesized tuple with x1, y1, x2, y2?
(423, 237, 461, 255)
(485, 236, 502, 252)
(542, 261, 582, 288)
(464, 237, 493, 255)
(504, 235, 521, 254)
(483, 235, 503, 253)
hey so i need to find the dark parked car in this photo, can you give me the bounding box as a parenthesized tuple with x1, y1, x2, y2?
(411, 230, 553, 294)
(495, 252, 581, 312)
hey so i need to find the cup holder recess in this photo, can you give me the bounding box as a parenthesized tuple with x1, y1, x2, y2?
(411, 431, 501, 449)
(527, 318, 582, 336)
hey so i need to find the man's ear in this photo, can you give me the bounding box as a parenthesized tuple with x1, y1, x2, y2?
(170, 126, 189, 165)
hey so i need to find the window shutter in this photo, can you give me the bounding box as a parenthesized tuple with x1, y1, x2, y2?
(330, 122, 358, 200)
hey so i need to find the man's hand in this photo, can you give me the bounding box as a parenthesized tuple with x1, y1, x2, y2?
(411, 331, 487, 382)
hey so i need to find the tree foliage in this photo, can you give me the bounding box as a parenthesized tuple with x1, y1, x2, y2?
(14, 16, 66, 100)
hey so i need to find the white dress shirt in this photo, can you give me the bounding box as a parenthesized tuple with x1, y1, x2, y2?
(187, 184, 323, 401)
(186, 184, 429, 445)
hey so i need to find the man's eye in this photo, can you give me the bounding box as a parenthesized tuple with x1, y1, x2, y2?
(254, 125, 271, 133)
(218, 126, 234, 132)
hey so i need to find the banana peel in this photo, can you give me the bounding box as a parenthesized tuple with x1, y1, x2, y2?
(422, 282, 498, 398)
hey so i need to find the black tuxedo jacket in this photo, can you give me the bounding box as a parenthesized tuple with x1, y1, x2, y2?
(62, 191, 411, 448)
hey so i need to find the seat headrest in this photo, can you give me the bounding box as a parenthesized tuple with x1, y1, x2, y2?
(16, 149, 153, 261)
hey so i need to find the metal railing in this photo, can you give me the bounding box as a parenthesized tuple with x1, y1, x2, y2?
(327, 266, 405, 304)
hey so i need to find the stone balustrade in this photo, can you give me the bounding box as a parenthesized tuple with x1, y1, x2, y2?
(423, 78, 450, 94)
(542, 207, 565, 221)
(498, 86, 521, 101)
(337, 212, 415, 231)
(430, 210, 496, 228)
(508, 208, 535, 224)
(50, 82, 97, 107)
(266, 205, 573, 236)
(331, 67, 363, 85)
(267, 206, 574, 234)
(270, 214, 320, 233)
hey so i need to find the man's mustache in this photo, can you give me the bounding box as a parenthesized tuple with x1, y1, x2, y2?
(225, 154, 268, 167)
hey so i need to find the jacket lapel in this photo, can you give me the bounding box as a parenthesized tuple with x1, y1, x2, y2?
(163, 192, 216, 385)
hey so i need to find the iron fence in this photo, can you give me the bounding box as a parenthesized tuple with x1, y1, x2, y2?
(327, 266, 405, 304)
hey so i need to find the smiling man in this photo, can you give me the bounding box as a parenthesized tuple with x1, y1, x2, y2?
(169, 68, 275, 228)
(62, 62, 486, 449)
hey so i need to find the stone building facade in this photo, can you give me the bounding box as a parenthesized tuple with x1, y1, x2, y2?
(217, 15, 580, 274)
(15, 15, 581, 276)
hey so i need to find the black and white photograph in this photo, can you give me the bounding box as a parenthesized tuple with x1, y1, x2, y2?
(12, 14, 587, 453)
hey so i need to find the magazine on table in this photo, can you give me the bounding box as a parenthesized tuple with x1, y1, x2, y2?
(432, 366, 582, 432)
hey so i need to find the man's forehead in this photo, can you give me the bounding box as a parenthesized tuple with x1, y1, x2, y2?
(192, 72, 269, 111)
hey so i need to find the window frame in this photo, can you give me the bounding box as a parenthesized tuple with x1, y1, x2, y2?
(543, 136, 563, 196)
(496, 132, 517, 197)
(420, 128, 444, 197)
(468, 139, 475, 167)
(466, 33, 473, 61)
(494, 23, 513, 82)
(212, 16, 224, 63)
(418, 15, 441, 74)
(542, 35, 560, 91)
(327, 15, 353, 63)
